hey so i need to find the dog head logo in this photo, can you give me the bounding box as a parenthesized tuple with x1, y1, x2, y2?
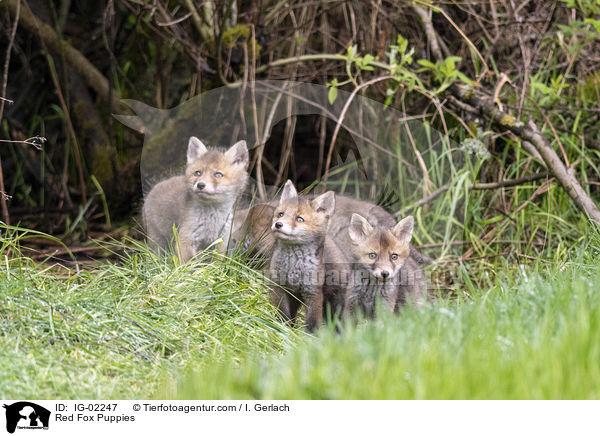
(3, 402, 50, 433)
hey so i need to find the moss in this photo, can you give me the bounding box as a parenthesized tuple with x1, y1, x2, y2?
(499, 114, 517, 127)
(221, 25, 262, 56)
(249, 37, 262, 57)
(578, 70, 600, 103)
(221, 25, 251, 48)
(92, 144, 115, 184)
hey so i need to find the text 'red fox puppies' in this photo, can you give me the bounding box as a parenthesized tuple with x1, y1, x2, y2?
(143, 136, 249, 262)
(269, 180, 348, 332)
(343, 213, 425, 318)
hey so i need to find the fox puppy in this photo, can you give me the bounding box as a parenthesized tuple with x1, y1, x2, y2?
(269, 180, 348, 332)
(344, 213, 425, 318)
(328, 196, 435, 267)
(232, 203, 276, 256)
(143, 136, 249, 261)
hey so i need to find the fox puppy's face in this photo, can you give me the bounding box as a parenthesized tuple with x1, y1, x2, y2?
(271, 180, 335, 244)
(348, 213, 414, 281)
(184, 136, 249, 203)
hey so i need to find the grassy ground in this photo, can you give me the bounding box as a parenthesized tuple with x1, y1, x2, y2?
(0, 233, 295, 398)
(1, 226, 599, 399)
(169, 255, 600, 399)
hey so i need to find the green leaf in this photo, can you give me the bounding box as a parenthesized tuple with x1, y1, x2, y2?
(417, 59, 436, 69)
(457, 72, 473, 85)
(532, 82, 553, 95)
(478, 215, 505, 225)
(585, 18, 600, 33)
(328, 86, 338, 105)
(346, 45, 357, 59)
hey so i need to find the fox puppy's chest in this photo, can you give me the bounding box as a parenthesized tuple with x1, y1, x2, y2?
(271, 245, 322, 290)
(186, 205, 232, 240)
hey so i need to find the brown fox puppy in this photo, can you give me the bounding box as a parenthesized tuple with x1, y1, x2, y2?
(268, 180, 348, 332)
(143, 136, 249, 261)
(329, 196, 435, 267)
(232, 203, 276, 256)
(343, 213, 424, 318)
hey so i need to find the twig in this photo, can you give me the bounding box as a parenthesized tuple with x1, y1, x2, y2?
(395, 182, 451, 217)
(409, 0, 600, 224)
(44, 54, 87, 205)
(180, 0, 213, 44)
(455, 86, 600, 223)
(401, 95, 433, 196)
(395, 171, 552, 217)
(1, 0, 120, 110)
(471, 171, 550, 190)
(0, 155, 9, 224)
(0, 0, 19, 123)
(0, 136, 46, 149)
(321, 75, 392, 190)
(412, 4, 443, 62)
(0, 0, 20, 226)
(259, 81, 412, 165)
(157, 11, 192, 26)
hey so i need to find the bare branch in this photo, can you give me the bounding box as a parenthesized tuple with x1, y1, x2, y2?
(455, 86, 600, 223)
(1, 0, 120, 111)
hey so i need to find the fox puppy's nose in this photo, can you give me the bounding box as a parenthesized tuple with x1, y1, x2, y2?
(381, 271, 390, 279)
(274, 222, 283, 229)
(196, 182, 206, 190)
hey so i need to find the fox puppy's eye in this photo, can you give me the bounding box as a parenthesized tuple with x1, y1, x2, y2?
(194, 170, 202, 176)
(278, 212, 284, 217)
(391, 254, 399, 261)
(214, 171, 224, 178)
(296, 216, 304, 222)
(368, 253, 377, 260)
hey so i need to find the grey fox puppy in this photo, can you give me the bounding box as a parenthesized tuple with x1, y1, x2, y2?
(328, 196, 435, 267)
(143, 136, 249, 262)
(268, 180, 348, 332)
(343, 213, 425, 319)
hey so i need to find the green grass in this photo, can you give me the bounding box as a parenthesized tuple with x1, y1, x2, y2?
(168, 258, 600, 399)
(0, 232, 296, 398)
(1, 227, 599, 399)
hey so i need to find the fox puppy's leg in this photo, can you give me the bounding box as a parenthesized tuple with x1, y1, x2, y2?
(303, 289, 324, 333)
(270, 287, 292, 323)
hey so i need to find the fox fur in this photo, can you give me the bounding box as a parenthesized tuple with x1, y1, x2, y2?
(143, 136, 249, 262)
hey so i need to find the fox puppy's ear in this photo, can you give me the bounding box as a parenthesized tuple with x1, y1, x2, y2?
(311, 191, 335, 216)
(187, 136, 208, 164)
(279, 180, 298, 206)
(225, 140, 249, 167)
(348, 213, 374, 243)
(392, 215, 414, 246)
